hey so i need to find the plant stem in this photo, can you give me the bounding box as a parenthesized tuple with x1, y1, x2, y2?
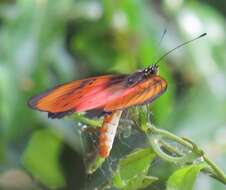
(147, 124, 226, 184)
(148, 134, 187, 163)
(159, 140, 185, 157)
(70, 113, 102, 127)
(148, 126, 192, 148)
(203, 155, 226, 184)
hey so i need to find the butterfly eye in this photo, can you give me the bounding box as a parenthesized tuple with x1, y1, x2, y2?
(148, 64, 158, 74)
(128, 78, 134, 83)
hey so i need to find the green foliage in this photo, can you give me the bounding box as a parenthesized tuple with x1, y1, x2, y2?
(22, 129, 65, 189)
(78, 115, 226, 189)
(167, 164, 206, 190)
(112, 148, 157, 190)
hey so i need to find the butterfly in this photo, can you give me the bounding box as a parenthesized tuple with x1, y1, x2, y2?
(28, 33, 206, 158)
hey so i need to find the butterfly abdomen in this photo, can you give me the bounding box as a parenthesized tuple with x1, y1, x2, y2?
(99, 110, 122, 157)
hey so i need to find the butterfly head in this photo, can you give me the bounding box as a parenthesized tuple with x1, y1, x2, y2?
(144, 64, 159, 76)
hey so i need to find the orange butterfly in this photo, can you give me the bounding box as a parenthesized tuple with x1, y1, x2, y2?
(28, 33, 206, 157)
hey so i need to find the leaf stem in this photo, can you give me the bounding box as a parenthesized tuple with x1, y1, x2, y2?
(148, 134, 186, 163)
(203, 155, 226, 184)
(159, 140, 185, 157)
(147, 124, 226, 184)
(70, 113, 102, 127)
(148, 125, 192, 148)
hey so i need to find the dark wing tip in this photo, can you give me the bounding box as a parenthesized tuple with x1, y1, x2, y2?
(27, 92, 47, 110)
(27, 88, 54, 110)
(27, 95, 39, 110)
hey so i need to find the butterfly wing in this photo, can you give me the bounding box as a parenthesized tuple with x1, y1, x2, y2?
(28, 75, 127, 118)
(28, 73, 167, 118)
(104, 75, 167, 111)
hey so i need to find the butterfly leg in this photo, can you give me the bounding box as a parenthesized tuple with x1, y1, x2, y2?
(99, 110, 123, 157)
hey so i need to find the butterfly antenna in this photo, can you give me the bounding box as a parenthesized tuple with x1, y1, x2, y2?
(159, 28, 167, 46)
(152, 29, 167, 62)
(154, 33, 207, 66)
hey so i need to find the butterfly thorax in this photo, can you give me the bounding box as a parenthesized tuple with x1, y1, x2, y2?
(125, 64, 159, 86)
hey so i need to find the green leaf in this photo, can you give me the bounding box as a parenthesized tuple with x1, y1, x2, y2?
(112, 148, 157, 190)
(22, 129, 65, 189)
(167, 164, 206, 190)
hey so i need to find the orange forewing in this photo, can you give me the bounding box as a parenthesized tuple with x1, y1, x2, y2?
(104, 75, 167, 111)
(28, 75, 126, 113)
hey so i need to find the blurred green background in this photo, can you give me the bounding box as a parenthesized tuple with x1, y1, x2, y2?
(0, 0, 226, 189)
